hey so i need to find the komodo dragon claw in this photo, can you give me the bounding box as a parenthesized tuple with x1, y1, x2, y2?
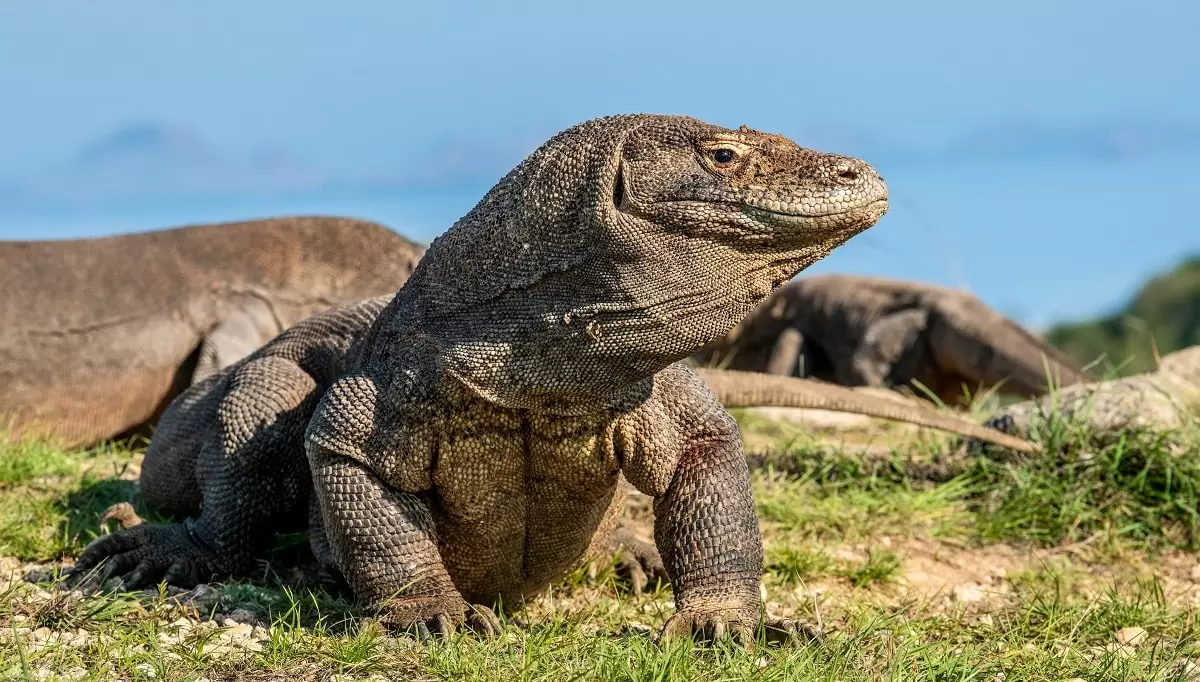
(658, 610, 822, 650)
(588, 524, 669, 593)
(66, 521, 232, 591)
(374, 596, 503, 640)
(99, 502, 145, 529)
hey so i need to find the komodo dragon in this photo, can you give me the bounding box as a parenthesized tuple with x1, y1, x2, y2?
(0, 216, 424, 449)
(692, 274, 1090, 405)
(69, 113, 1033, 646)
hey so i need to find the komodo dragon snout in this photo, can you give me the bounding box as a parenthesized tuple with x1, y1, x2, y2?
(616, 120, 888, 254)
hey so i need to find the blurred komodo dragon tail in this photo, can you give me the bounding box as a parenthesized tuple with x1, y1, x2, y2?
(696, 367, 1039, 454)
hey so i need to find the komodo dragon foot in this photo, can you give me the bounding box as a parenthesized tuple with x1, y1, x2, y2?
(374, 596, 503, 641)
(588, 523, 669, 593)
(66, 521, 239, 591)
(660, 610, 823, 648)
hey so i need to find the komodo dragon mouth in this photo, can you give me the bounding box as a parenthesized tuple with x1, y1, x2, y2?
(743, 198, 891, 222)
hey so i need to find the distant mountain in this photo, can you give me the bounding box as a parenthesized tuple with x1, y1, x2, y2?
(383, 119, 1200, 188)
(940, 120, 1200, 164)
(8, 122, 332, 207)
(1, 118, 1198, 208)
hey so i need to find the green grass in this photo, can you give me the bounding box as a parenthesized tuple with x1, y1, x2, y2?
(2, 402, 1200, 680)
(965, 418, 1200, 551)
(0, 438, 140, 561)
(765, 546, 835, 586)
(3, 567, 1199, 680)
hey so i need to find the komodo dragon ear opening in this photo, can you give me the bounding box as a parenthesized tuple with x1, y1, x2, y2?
(611, 163, 626, 210)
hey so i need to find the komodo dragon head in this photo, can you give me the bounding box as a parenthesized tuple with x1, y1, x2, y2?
(387, 114, 889, 414)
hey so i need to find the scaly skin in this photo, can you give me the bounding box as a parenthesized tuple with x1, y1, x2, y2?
(0, 217, 424, 449)
(69, 296, 394, 587)
(75, 113, 892, 646)
(71, 304, 1038, 597)
(693, 274, 1089, 405)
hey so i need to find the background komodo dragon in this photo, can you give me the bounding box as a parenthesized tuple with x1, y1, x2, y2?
(70, 112, 980, 646)
(0, 216, 424, 449)
(692, 274, 1090, 405)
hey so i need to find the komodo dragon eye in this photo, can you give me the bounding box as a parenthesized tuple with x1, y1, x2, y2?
(710, 148, 738, 165)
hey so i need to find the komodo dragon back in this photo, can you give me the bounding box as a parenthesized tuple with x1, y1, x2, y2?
(0, 216, 425, 448)
(924, 287, 1089, 398)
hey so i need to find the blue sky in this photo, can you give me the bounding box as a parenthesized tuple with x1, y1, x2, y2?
(2, 0, 1195, 175)
(1, 0, 1197, 327)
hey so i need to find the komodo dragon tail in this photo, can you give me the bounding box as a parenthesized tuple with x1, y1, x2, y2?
(695, 368, 1039, 454)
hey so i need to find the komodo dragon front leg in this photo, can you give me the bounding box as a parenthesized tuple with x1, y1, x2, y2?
(304, 369, 503, 638)
(619, 368, 811, 644)
(68, 356, 319, 589)
(845, 307, 931, 390)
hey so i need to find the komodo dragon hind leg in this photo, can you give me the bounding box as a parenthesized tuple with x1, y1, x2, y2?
(583, 476, 668, 593)
(68, 356, 320, 591)
(764, 327, 805, 377)
(191, 305, 279, 385)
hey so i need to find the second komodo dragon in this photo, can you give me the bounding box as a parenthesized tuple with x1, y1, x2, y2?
(0, 216, 425, 448)
(693, 274, 1089, 405)
(70, 113, 1029, 645)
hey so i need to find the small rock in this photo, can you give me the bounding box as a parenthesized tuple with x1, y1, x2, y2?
(1089, 643, 1135, 660)
(181, 584, 219, 613)
(135, 663, 158, 678)
(1114, 626, 1148, 647)
(22, 567, 58, 584)
(952, 583, 985, 603)
(201, 641, 237, 656)
(226, 608, 260, 625)
(218, 622, 254, 640)
(30, 627, 52, 642)
(1169, 658, 1200, 680)
(624, 621, 654, 636)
